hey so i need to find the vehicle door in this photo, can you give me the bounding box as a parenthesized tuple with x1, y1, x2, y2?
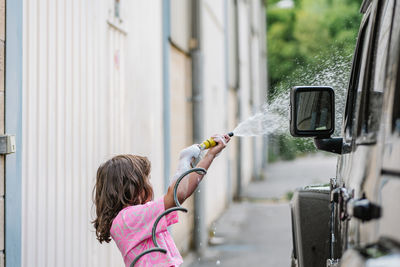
(341, 0, 400, 264)
(372, 0, 400, 255)
(335, 0, 390, 252)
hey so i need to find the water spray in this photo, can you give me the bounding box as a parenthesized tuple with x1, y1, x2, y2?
(130, 52, 351, 265)
(198, 132, 234, 150)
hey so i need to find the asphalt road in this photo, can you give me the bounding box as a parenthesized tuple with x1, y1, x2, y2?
(184, 153, 337, 267)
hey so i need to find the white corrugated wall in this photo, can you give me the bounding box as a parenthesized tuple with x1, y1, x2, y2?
(21, 0, 164, 266)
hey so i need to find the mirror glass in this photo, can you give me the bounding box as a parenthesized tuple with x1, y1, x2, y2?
(296, 91, 332, 131)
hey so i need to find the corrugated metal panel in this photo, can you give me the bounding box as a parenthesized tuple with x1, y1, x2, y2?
(22, 0, 127, 266)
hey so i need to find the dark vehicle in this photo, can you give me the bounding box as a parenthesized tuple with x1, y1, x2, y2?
(289, 0, 400, 266)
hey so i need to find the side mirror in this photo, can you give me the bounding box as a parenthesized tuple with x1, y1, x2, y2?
(290, 86, 335, 138)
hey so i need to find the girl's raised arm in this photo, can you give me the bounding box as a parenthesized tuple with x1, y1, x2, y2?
(164, 134, 230, 210)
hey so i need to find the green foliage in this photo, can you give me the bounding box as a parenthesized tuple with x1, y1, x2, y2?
(285, 191, 294, 201)
(268, 134, 316, 161)
(266, 0, 362, 93)
(266, 0, 362, 160)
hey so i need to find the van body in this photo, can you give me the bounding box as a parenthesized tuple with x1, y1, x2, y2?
(289, 0, 400, 266)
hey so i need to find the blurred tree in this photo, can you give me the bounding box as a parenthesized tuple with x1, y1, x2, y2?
(266, 0, 362, 93)
(266, 0, 362, 160)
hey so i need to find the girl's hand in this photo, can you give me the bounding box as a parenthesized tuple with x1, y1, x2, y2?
(207, 134, 231, 157)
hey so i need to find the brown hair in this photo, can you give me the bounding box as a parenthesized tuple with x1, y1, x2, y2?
(92, 154, 153, 243)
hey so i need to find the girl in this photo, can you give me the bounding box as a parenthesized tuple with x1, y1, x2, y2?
(93, 134, 230, 267)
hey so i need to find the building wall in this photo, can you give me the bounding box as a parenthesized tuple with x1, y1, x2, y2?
(169, 45, 195, 253)
(201, 0, 268, 233)
(0, 0, 4, 264)
(234, 0, 268, 187)
(123, 0, 165, 198)
(202, 0, 231, 226)
(18, 0, 267, 265)
(249, 0, 268, 178)
(237, 0, 255, 187)
(21, 0, 164, 266)
(168, 0, 268, 250)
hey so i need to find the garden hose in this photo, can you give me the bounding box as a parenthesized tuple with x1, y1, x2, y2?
(130, 167, 207, 267)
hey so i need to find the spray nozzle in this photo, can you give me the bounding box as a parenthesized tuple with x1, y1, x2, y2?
(198, 132, 234, 150)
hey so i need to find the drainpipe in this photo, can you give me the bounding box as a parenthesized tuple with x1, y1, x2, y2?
(223, 0, 231, 205)
(5, 0, 23, 266)
(162, 0, 171, 192)
(190, 0, 207, 255)
(190, 0, 206, 255)
(234, 0, 242, 200)
(248, 1, 259, 181)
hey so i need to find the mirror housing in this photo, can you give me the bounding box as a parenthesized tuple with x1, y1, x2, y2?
(290, 86, 335, 138)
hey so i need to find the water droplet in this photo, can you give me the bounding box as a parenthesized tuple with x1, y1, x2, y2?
(216, 260, 221, 265)
(232, 51, 349, 137)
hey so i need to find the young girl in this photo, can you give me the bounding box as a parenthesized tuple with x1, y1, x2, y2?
(93, 134, 230, 267)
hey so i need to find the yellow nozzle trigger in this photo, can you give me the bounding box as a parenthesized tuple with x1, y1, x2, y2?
(199, 137, 217, 150)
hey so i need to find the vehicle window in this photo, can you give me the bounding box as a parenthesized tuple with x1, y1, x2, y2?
(361, 0, 394, 136)
(343, 15, 370, 141)
(394, 55, 400, 134)
(354, 16, 373, 138)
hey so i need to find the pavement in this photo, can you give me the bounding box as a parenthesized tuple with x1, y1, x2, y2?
(183, 153, 337, 267)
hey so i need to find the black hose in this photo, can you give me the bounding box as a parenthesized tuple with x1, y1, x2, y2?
(130, 167, 207, 266)
(130, 248, 167, 266)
